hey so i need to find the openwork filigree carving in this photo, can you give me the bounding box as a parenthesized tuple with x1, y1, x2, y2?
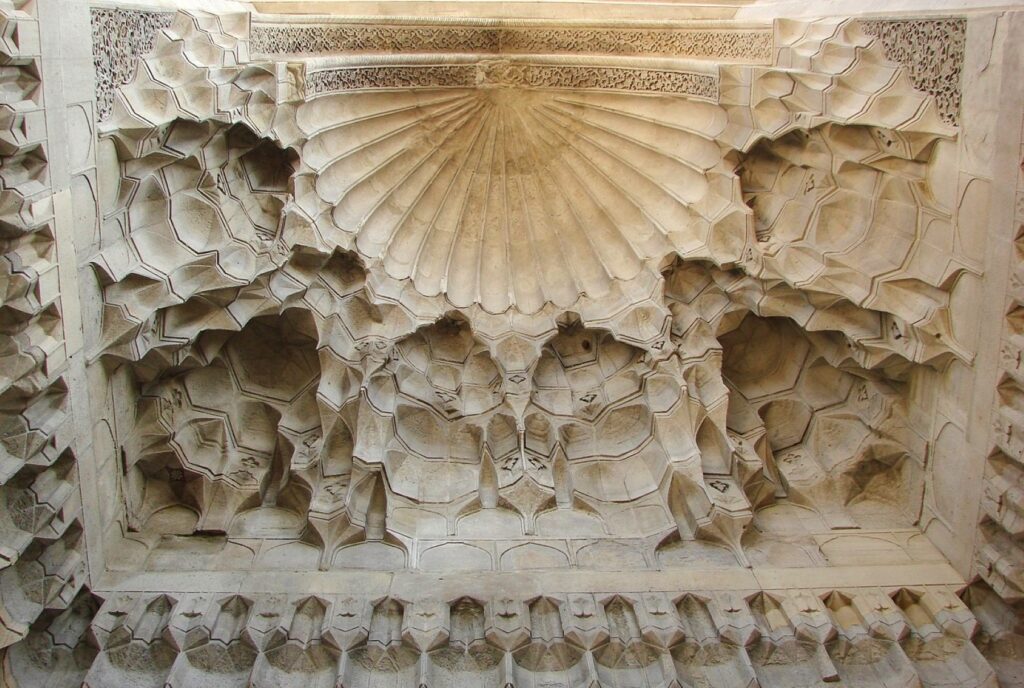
(307, 62, 718, 97)
(860, 18, 965, 126)
(89, 7, 174, 122)
(252, 21, 773, 62)
(253, 23, 501, 54)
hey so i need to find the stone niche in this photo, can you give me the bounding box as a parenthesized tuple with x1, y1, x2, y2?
(1, 2, 1024, 687)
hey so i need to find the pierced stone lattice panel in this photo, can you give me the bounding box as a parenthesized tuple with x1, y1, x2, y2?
(860, 18, 965, 127)
(89, 7, 175, 123)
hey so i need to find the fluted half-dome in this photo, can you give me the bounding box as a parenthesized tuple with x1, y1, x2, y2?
(297, 87, 743, 314)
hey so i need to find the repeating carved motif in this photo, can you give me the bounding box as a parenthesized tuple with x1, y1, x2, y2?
(306, 64, 478, 93)
(252, 21, 773, 62)
(89, 8, 174, 122)
(306, 61, 718, 97)
(502, 26, 772, 60)
(981, 112, 1024, 607)
(0, 1, 87, 655)
(253, 23, 501, 54)
(7, 6, 1023, 687)
(860, 18, 965, 126)
(2, 587, 1008, 688)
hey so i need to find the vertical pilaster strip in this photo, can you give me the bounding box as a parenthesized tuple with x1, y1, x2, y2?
(977, 11, 1024, 609)
(42, 0, 106, 581)
(0, 0, 92, 650)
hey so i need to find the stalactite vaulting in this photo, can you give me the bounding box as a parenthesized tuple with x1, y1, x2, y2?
(2, 2, 1024, 686)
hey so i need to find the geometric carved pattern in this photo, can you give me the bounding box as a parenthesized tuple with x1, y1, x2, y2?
(5, 5, 1024, 688)
(83, 10, 978, 574)
(738, 123, 967, 365)
(0, 1, 87, 655)
(81, 11, 978, 586)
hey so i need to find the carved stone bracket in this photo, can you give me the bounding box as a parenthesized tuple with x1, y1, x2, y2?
(3, 586, 1013, 688)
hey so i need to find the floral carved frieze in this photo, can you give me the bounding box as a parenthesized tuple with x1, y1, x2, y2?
(90, 7, 174, 121)
(306, 61, 718, 98)
(860, 18, 965, 126)
(251, 21, 774, 62)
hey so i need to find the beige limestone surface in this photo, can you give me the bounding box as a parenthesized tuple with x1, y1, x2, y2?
(1, 0, 1024, 686)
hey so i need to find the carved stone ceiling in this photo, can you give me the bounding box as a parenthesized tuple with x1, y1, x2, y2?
(82, 12, 968, 569)
(2, 3, 1024, 687)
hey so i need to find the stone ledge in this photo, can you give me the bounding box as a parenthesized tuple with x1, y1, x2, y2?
(95, 562, 965, 595)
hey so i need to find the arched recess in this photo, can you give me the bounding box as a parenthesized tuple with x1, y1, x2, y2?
(719, 312, 927, 536)
(124, 308, 320, 540)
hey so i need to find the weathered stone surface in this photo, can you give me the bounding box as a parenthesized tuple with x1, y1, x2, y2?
(2, 2, 1024, 685)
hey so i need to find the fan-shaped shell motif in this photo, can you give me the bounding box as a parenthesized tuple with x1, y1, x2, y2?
(298, 88, 741, 314)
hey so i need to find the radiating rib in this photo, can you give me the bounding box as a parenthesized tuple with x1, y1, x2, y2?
(301, 89, 740, 314)
(522, 108, 645, 283)
(361, 104, 488, 261)
(446, 106, 500, 308)
(306, 95, 476, 178)
(510, 104, 616, 300)
(330, 102, 484, 241)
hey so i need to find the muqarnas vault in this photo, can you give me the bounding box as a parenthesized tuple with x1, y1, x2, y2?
(2, 0, 1024, 686)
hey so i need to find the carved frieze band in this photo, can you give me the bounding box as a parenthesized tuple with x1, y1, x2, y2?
(860, 18, 965, 126)
(306, 62, 719, 98)
(90, 7, 175, 122)
(252, 22, 774, 62)
(87, 11, 968, 117)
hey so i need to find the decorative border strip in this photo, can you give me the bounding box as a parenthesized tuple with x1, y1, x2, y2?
(90, 7, 175, 122)
(11, 584, 1000, 688)
(307, 62, 719, 98)
(981, 106, 1024, 604)
(253, 23, 773, 62)
(861, 18, 965, 126)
